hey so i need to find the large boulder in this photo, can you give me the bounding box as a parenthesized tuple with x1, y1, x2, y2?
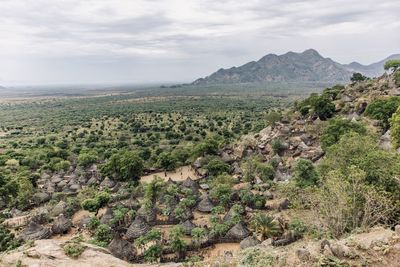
(50, 201, 68, 217)
(21, 221, 52, 241)
(51, 214, 72, 234)
(240, 236, 260, 249)
(108, 234, 136, 262)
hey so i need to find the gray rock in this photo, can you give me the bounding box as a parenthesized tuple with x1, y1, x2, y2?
(33, 192, 51, 205)
(296, 248, 311, 262)
(240, 236, 260, 249)
(51, 214, 72, 234)
(50, 201, 68, 217)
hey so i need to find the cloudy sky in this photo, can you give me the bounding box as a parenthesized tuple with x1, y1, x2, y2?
(0, 0, 399, 85)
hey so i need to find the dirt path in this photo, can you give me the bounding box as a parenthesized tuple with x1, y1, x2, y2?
(140, 165, 198, 183)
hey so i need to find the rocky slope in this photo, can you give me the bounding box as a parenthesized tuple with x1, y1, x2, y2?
(1, 74, 400, 267)
(193, 49, 351, 85)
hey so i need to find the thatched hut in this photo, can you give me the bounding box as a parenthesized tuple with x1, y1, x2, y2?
(125, 216, 150, 241)
(108, 234, 136, 262)
(240, 235, 260, 249)
(197, 195, 215, 213)
(179, 220, 196, 235)
(225, 222, 250, 241)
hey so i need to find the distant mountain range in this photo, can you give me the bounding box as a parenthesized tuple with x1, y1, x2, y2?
(193, 49, 400, 85)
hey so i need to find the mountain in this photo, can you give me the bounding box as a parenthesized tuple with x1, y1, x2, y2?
(193, 49, 352, 85)
(343, 54, 400, 77)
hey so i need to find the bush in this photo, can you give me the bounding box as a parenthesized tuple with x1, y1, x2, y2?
(271, 139, 285, 155)
(0, 225, 22, 252)
(390, 106, 400, 148)
(317, 133, 400, 236)
(320, 118, 366, 150)
(92, 224, 112, 247)
(293, 159, 319, 188)
(63, 242, 86, 258)
(350, 72, 368, 83)
(365, 97, 400, 129)
(100, 151, 144, 181)
(77, 151, 98, 167)
(158, 152, 178, 171)
(209, 184, 232, 207)
(81, 198, 99, 212)
(313, 96, 335, 120)
(206, 158, 230, 177)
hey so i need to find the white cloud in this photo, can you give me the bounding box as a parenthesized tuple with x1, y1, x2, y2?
(0, 0, 399, 84)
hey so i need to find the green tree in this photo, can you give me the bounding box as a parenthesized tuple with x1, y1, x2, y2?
(293, 159, 319, 188)
(158, 152, 177, 171)
(250, 213, 280, 241)
(206, 158, 230, 177)
(101, 151, 144, 181)
(365, 97, 400, 130)
(350, 72, 367, 83)
(384, 59, 400, 72)
(320, 118, 366, 150)
(313, 96, 335, 120)
(169, 226, 187, 259)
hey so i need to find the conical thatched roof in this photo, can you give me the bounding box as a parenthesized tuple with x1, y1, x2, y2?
(120, 198, 140, 209)
(51, 214, 72, 234)
(136, 206, 156, 223)
(225, 222, 250, 240)
(197, 195, 215, 213)
(22, 221, 52, 241)
(100, 207, 114, 225)
(125, 216, 150, 241)
(240, 235, 260, 249)
(108, 234, 136, 262)
(179, 220, 196, 235)
(182, 177, 200, 195)
(223, 205, 244, 223)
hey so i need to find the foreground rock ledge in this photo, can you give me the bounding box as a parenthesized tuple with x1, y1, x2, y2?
(0, 239, 181, 267)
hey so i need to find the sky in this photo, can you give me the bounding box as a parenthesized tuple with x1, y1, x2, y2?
(0, 0, 399, 86)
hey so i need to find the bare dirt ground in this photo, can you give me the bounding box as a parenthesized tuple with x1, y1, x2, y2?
(140, 166, 199, 183)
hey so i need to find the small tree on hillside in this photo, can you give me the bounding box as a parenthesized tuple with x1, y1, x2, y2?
(384, 59, 400, 73)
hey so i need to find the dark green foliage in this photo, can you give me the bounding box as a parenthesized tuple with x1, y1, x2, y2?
(0, 225, 22, 252)
(297, 93, 335, 120)
(81, 191, 111, 212)
(384, 59, 400, 72)
(100, 151, 144, 181)
(271, 139, 285, 155)
(350, 72, 368, 83)
(92, 224, 112, 247)
(143, 245, 162, 263)
(313, 96, 335, 120)
(365, 97, 400, 129)
(206, 158, 230, 177)
(77, 151, 98, 167)
(158, 152, 177, 171)
(320, 118, 366, 150)
(63, 242, 86, 258)
(209, 184, 232, 207)
(319, 133, 400, 197)
(293, 159, 319, 188)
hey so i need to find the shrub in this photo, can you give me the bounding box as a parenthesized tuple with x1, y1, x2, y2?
(92, 224, 112, 247)
(384, 59, 400, 72)
(250, 213, 280, 241)
(390, 106, 400, 148)
(143, 245, 162, 263)
(288, 218, 307, 237)
(365, 97, 400, 129)
(320, 118, 366, 150)
(293, 159, 319, 188)
(0, 225, 22, 252)
(313, 96, 335, 120)
(63, 242, 86, 258)
(350, 72, 368, 83)
(100, 151, 144, 181)
(158, 152, 178, 171)
(77, 151, 98, 167)
(81, 198, 99, 212)
(271, 139, 285, 155)
(206, 158, 230, 177)
(209, 184, 232, 207)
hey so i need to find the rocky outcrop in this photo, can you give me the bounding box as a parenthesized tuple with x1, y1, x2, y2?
(51, 214, 72, 234)
(108, 235, 136, 262)
(21, 221, 52, 241)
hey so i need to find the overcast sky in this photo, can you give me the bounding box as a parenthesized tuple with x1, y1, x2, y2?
(0, 0, 399, 85)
